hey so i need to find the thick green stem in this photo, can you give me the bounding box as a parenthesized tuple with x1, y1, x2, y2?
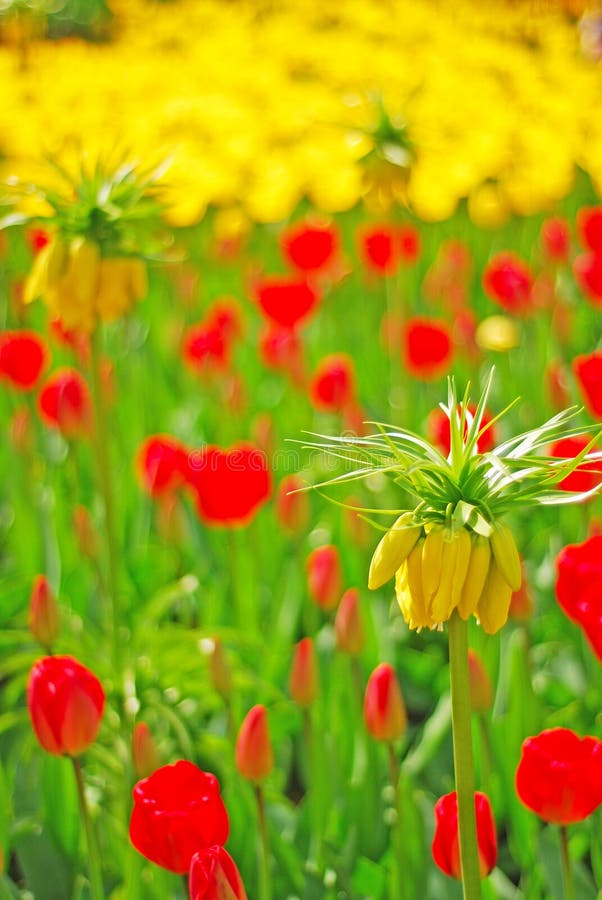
(89, 331, 122, 674)
(559, 825, 576, 900)
(387, 742, 405, 900)
(255, 784, 272, 900)
(448, 612, 482, 900)
(72, 758, 104, 900)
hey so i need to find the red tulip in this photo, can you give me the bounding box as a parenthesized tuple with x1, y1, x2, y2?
(306, 544, 342, 611)
(509, 561, 534, 622)
(254, 276, 319, 329)
(577, 205, 602, 252)
(398, 224, 420, 264)
(28, 575, 59, 648)
(258, 325, 305, 385)
(573, 351, 602, 418)
(184, 443, 271, 527)
(363, 663, 406, 742)
(483, 252, 534, 315)
(541, 217, 570, 263)
(129, 761, 229, 874)
(573, 252, 602, 304)
(132, 722, 161, 780)
(280, 221, 338, 273)
(402, 317, 453, 381)
(37, 368, 92, 438)
(359, 225, 398, 275)
(432, 791, 497, 879)
(289, 637, 319, 708)
(556, 534, 602, 661)
(467, 649, 493, 713)
(183, 322, 230, 373)
(235, 705, 273, 782)
(27, 655, 105, 756)
(0, 330, 49, 391)
(334, 588, 365, 656)
(275, 474, 310, 533)
(427, 403, 496, 457)
(549, 435, 602, 494)
(189, 845, 247, 900)
(309, 354, 356, 413)
(137, 435, 188, 497)
(26, 227, 51, 254)
(516, 728, 602, 824)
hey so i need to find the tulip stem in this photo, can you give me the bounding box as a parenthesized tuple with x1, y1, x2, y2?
(72, 757, 104, 900)
(89, 331, 122, 675)
(559, 826, 576, 900)
(255, 784, 273, 900)
(448, 612, 482, 900)
(387, 742, 405, 900)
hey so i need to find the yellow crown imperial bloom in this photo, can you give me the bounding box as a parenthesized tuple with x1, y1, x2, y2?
(302, 369, 602, 635)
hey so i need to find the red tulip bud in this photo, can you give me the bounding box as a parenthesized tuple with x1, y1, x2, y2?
(432, 791, 498, 879)
(235, 705, 273, 782)
(306, 544, 342, 611)
(289, 637, 318, 708)
(189, 845, 247, 900)
(132, 722, 161, 779)
(28, 576, 59, 649)
(509, 562, 533, 622)
(363, 663, 406, 742)
(467, 649, 493, 713)
(334, 588, 365, 656)
(276, 474, 309, 533)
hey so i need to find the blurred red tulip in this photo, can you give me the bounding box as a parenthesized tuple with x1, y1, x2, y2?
(27, 655, 105, 756)
(573, 351, 602, 418)
(398, 224, 420, 264)
(280, 221, 338, 273)
(275, 474, 310, 533)
(9, 406, 33, 454)
(359, 224, 398, 275)
(73, 504, 99, 559)
(129, 761, 229, 874)
(556, 534, 602, 661)
(306, 544, 342, 611)
(289, 637, 319, 708)
(545, 361, 570, 410)
(183, 322, 230, 373)
(235, 705, 273, 782)
(432, 791, 497, 879)
(309, 353, 356, 413)
(573, 252, 602, 304)
(334, 588, 365, 656)
(516, 728, 602, 824)
(549, 435, 602, 494)
(427, 403, 496, 457)
(255, 276, 319, 329)
(132, 722, 161, 779)
(509, 561, 534, 622)
(402, 317, 453, 381)
(0, 330, 49, 391)
(48, 318, 90, 360)
(541, 217, 570, 263)
(190, 845, 247, 900)
(137, 435, 188, 497)
(28, 575, 59, 649)
(467, 649, 493, 713)
(26, 227, 51, 254)
(363, 662, 406, 742)
(577, 205, 602, 252)
(483, 252, 534, 315)
(258, 324, 305, 385)
(185, 443, 271, 527)
(37, 368, 92, 438)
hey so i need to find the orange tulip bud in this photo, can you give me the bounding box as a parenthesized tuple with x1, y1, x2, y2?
(306, 544, 342, 611)
(363, 663, 406, 742)
(28, 575, 59, 649)
(235, 705, 273, 782)
(467, 649, 493, 713)
(334, 588, 365, 656)
(509, 563, 534, 622)
(276, 474, 309, 533)
(132, 722, 161, 779)
(289, 638, 318, 708)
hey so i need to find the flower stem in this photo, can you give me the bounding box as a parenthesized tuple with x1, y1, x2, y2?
(89, 331, 122, 675)
(387, 742, 405, 900)
(448, 612, 482, 900)
(559, 825, 576, 900)
(254, 784, 272, 900)
(72, 757, 104, 900)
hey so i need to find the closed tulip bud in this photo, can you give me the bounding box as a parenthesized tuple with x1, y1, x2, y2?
(467, 649, 493, 713)
(27, 655, 105, 756)
(235, 705, 273, 782)
(72, 505, 98, 559)
(132, 722, 161, 779)
(334, 588, 365, 656)
(363, 663, 406, 742)
(189, 845, 247, 900)
(432, 791, 497, 879)
(207, 637, 233, 698)
(289, 637, 318, 708)
(276, 474, 309, 533)
(28, 576, 59, 649)
(306, 544, 342, 611)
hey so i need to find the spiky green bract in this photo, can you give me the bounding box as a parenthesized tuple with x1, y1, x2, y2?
(300, 368, 602, 534)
